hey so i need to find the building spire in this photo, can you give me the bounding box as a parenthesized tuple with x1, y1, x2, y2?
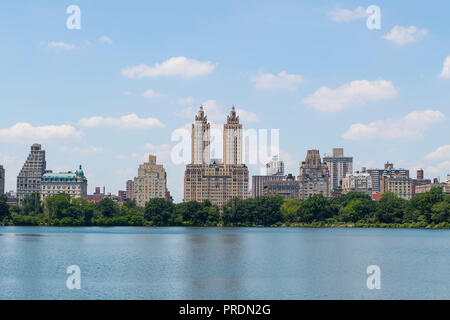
(227, 105, 239, 124)
(195, 105, 207, 121)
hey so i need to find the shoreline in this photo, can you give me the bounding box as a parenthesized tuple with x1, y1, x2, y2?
(1, 222, 449, 230)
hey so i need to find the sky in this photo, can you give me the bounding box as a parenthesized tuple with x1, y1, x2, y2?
(0, 0, 449, 202)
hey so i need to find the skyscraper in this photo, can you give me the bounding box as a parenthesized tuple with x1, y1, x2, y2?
(134, 155, 167, 207)
(323, 148, 353, 192)
(298, 149, 330, 199)
(17, 144, 47, 205)
(223, 106, 242, 165)
(184, 106, 249, 206)
(192, 106, 210, 165)
(0, 165, 5, 195)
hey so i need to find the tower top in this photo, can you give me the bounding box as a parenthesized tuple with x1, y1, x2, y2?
(227, 105, 239, 124)
(195, 105, 207, 122)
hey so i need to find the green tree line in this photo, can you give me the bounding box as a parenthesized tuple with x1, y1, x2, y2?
(0, 187, 449, 228)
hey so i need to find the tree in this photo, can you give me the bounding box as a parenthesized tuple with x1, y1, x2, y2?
(21, 193, 43, 216)
(431, 200, 450, 223)
(144, 198, 175, 225)
(298, 194, 332, 223)
(281, 199, 302, 222)
(0, 194, 10, 221)
(96, 198, 117, 218)
(375, 192, 406, 223)
(405, 187, 443, 223)
(45, 193, 71, 219)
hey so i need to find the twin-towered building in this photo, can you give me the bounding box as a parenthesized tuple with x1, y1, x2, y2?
(184, 106, 249, 206)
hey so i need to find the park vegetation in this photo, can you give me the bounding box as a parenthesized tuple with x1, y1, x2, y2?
(0, 187, 449, 229)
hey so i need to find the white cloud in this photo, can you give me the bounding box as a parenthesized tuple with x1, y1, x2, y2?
(0, 123, 82, 143)
(328, 6, 368, 22)
(235, 109, 259, 123)
(438, 56, 450, 79)
(251, 71, 304, 90)
(414, 161, 450, 177)
(79, 114, 164, 130)
(302, 80, 397, 112)
(121, 56, 217, 79)
(60, 146, 104, 155)
(383, 25, 428, 46)
(179, 100, 258, 123)
(98, 36, 113, 45)
(342, 110, 445, 140)
(425, 145, 450, 161)
(47, 41, 77, 50)
(176, 97, 194, 105)
(141, 89, 166, 99)
(144, 143, 173, 162)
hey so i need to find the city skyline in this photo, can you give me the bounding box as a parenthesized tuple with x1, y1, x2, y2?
(0, 1, 449, 202)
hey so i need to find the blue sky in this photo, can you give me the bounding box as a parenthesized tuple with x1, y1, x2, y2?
(0, 0, 449, 202)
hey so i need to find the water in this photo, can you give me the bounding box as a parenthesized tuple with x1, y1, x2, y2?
(0, 226, 449, 299)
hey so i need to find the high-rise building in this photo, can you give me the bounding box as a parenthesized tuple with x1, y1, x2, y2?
(384, 177, 414, 200)
(134, 155, 167, 207)
(184, 162, 249, 206)
(40, 165, 88, 200)
(184, 106, 249, 206)
(367, 162, 409, 194)
(298, 150, 330, 199)
(126, 180, 135, 200)
(252, 175, 284, 198)
(223, 106, 243, 165)
(192, 106, 210, 165)
(323, 148, 353, 192)
(342, 172, 373, 196)
(17, 144, 47, 205)
(0, 165, 4, 195)
(266, 155, 285, 176)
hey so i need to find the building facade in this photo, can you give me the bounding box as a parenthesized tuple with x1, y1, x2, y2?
(342, 172, 373, 196)
(0, 165, 4, 195)
(40, 166, 88, 200)
(263, 174, 299, 199)
(415, 180, 450, 195)
(184, 106, 249, 206)
(126, 180, 135, 201)
(298, 150, 330, 199)
(385, 177, 413, 200)
(184, 163, 249, 206)
(17, 144, 47, 205)
(323, 148, 353, 192)
(367, 162, 409, 194)
(134, 155, 167, 207)
(252, 174, 284, 198)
